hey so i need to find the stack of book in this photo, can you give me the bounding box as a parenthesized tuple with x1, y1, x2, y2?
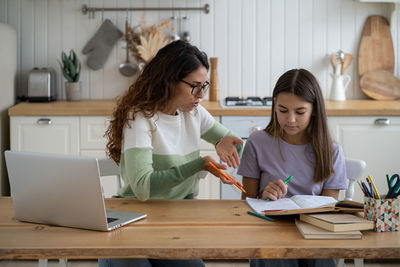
(295, 213, 374, 240)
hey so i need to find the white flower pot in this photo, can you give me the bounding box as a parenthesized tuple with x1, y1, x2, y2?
(65, 82, 81, 101)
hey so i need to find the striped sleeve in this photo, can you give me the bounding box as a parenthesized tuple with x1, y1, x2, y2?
(121, 148, 204, 201)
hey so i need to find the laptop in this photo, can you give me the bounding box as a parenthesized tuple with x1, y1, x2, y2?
(5, 150, 147, 231)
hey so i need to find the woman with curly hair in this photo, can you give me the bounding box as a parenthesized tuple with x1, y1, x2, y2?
(101, 40, 243, 267)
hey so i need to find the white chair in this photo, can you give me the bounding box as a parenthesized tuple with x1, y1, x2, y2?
(344, 158, 367, 201)
(336, 158, 367, 267)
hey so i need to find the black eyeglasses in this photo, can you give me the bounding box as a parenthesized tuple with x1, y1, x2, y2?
(180, 80, 210, 95)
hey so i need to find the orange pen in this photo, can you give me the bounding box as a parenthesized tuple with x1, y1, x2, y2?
(208, 162, 246, 194)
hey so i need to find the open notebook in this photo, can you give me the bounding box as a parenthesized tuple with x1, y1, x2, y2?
(246, 195, 363, 216)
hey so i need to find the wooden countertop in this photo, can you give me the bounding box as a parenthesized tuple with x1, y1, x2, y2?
(8, 99, 400, 116)
(1, 197, 399, 260)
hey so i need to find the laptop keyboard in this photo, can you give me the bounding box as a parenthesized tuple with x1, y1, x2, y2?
(107, 217, 118, 223)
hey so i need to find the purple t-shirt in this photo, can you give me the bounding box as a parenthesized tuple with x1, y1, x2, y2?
(237, 130, 347, 198)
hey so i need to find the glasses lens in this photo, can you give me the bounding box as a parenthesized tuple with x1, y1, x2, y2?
(191, 86, 200, 95)
(192, 83, 209, 95)
(203, 82, 209, 94)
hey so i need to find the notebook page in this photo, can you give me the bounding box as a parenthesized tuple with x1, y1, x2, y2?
(246, 197, 301, 214)
(290, 195, 338, 209)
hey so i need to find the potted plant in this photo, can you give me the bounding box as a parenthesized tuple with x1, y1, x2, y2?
(58, 49, 81, 101)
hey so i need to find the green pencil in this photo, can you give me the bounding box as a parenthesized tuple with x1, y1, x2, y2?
(265, 174, 294, 201)
(247, 211, 274, 222)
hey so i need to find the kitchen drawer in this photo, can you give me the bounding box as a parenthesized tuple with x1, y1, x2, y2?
(80, 116, 111, 150)
(10, 116, 79, 155)
(221, 116, 270, 139)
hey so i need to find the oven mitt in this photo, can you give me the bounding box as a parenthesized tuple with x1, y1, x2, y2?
(82, 19, 123, 70)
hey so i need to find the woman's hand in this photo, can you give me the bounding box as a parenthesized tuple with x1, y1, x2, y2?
(203, 156, 243, 187)
(261, 179, 288, 200)
(215, 136, 243, 169)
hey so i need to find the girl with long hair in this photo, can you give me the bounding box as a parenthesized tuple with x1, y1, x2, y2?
(238, 69, 346, 267)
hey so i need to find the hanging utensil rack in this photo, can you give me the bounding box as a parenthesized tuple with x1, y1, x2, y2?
(82, 4, 210, 18)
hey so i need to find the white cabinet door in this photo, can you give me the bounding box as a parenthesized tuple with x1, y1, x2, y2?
(197, 116, 221, 199)
(329, 116, 400, 202)
(198, 150, 221, 199)
(80, 116, 120, 198)
(80, 116, 111, 150)
(10, 116, 79, 155)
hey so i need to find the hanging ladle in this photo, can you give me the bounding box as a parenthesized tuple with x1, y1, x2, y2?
(119, 17, 137, 77)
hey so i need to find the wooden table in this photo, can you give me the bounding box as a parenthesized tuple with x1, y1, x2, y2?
(0, 197, 399, 260)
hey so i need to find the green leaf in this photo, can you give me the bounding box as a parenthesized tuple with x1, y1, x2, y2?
(61, 68, 73, 82)
(62, 52, 68, 63)
(76, 61, 81, 75)
(67, 59, 76, 79)
(74, 71, 80, 83)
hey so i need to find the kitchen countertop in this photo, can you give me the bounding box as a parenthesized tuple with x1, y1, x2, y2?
(8, 99, 400, 116)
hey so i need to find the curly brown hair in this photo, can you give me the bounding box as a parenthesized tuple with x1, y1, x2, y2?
(266, 68, 334, 183)
(105, 40, 209, 164)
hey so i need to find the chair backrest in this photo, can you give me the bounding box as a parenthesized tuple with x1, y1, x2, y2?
(345, 158, 367, 200)
(97, 157, 122, 194)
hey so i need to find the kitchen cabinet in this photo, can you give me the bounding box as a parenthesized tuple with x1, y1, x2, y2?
(196, 116, 221, 199)
(79, 116, 120, 198)
(198, 150, 221, 199)
(10, 114, 220, 199)
(328, 116, 400, 202)
(10, 116, 79, 155)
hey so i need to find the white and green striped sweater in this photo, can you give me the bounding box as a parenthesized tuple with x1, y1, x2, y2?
(117, 104, 242, 201)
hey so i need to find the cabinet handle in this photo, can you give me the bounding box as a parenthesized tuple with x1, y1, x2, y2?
(374, 118, 390, 126)
(36, 118, 53, 125)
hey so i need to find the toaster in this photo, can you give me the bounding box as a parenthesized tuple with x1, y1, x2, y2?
(27, 67, 56, 102)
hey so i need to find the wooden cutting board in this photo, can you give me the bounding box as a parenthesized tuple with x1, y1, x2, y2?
(358, 16, 394, 76)
(360, 70, 400, 100)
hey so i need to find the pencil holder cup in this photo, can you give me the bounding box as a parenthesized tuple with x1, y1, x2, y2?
(364, 196, 400, 232)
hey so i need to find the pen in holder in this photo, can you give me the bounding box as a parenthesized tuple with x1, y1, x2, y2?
(364, 196, 400, 232)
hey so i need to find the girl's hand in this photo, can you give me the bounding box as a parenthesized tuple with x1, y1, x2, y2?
(203, 156, 243, 186)
(216, 136, 243, 169)
(261, 179, 288, 200)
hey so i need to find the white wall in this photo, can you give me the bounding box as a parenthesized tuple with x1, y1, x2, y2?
(0, 0, 398, 101)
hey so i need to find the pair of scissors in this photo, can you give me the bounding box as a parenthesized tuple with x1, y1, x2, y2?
(386, 174, 400, 199)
